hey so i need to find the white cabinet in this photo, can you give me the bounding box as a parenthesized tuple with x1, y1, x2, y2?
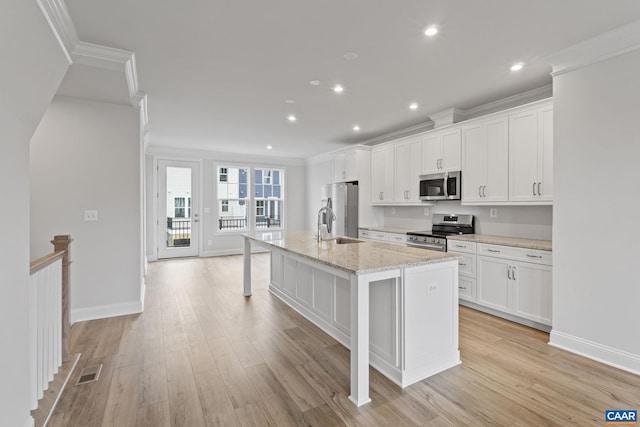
(358, 229, 407, 246)
(371, 145, 394, 204)
(462, 117, 508, 204)
(332, 147, 369, 183)
(448, 240, 477, 303)
(421, 128, 461, 174)
(509, 105, 553, 202)
(394, 138, 421, 202)
(476, 243, 552, 326)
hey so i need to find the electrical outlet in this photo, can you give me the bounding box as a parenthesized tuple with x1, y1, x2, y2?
(424, 207, 429, 216)
(490, 208, 497, 218)
(84, 210, 98, 221)
(427, 284, 438, 294)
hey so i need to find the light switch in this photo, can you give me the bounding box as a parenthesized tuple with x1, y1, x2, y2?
(84, 210, 98, 221)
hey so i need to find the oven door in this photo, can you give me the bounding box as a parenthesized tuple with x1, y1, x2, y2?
(419, 173, 447, 201)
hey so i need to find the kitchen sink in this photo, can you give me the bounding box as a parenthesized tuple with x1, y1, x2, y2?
(331, 237, 364, 244)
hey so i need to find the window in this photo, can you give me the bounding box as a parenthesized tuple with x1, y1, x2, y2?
(174, 197, 185, 218)
(255, 168, 283, 229)
(217, 166, 249, 230)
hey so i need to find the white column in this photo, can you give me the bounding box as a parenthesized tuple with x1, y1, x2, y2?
(243, 237, 252, 296)
(348, 273, 371, 406)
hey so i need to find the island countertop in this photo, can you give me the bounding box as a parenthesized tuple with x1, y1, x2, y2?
(243, 230, 458, 275)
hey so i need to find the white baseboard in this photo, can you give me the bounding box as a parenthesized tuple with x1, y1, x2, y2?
(24, 416, 34, 427)
(549, 330, 640, 376)
(71, 299, 143, 324)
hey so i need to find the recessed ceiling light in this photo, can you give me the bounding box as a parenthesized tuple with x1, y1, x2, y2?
(409, 102, 419, 110)
(333, 84, 344, 93)
(510, 62, 524, 71)
(309, 80, 321, 86)
(353, 125, 360, 131)
(343, 52, 358, 61)
(266, 145, 273, 150)
(424, 26, 439, 37)
(287, 114, 296, 122)
(285, 99, 295, 104)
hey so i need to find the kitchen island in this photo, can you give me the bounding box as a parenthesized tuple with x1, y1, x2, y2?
(243, 230, 460, 406)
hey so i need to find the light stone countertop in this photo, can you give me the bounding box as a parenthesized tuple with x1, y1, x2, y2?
(447, 234, 552, 251)
(243, 230, 458, 275)
(359, 225, 426, 234)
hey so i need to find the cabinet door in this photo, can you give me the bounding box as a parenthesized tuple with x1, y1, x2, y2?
(394, 139, 421, 202)
(458, 276, 476, 303)
(484, 117, 509, 202)
(379, 146, 395, 202)
(477, 256, 511, 312)
(538, 105, 553, 201)
(461, 124, 485, 203)
(371, 148, 385, 203)
(344, 150, 358, 182)
(512, 261, 552, 325)
(421, 133, 441, 174)
(509, 110, 539, 202)
(441, 128, 461, 171)
(333, 153, 346, 183)
(369, 278, 398, 366)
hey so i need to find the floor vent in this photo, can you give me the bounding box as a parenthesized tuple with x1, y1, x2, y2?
(75, 364, 103, 386)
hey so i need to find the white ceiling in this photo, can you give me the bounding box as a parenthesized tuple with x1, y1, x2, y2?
(60, 0, 640, 159)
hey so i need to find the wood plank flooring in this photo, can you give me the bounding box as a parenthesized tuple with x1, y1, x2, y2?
(48, 254, 640, 426)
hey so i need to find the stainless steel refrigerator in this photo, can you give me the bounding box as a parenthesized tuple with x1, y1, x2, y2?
(320, 182, 359, 237)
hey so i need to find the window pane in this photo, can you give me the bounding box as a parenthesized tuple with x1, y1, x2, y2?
(264, 185, 272, 198)
(255, 199, 282, 228)
(255, 185, 263, 198)
(218, 200, 247, 230)
(273, 170, 280, 185)
(273, 185, 281, 198)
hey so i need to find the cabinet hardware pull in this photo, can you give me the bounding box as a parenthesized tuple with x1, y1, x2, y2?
(537, 182, 541, 196)
(482, 185, 487, 198)
(459, 263, 467, 267)
(380, 191, 383, 200)
(507, 266, 512, 280)
(455, 244, 465, 248)
(459, 286, 467, 290)
(478, 186, 482, 197)
(487, 249, 500, 253)
(532, 182, 536, 196)
(512, 266, 517, 280)
(526, 254, 542, 258)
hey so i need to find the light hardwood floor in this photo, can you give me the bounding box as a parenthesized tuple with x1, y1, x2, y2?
(47, 253, 640, 426)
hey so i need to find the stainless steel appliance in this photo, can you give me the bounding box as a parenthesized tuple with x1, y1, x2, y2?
(407, 213, 474, 251)
(419, 171, 461, 201)
(320, 182, 358, 237)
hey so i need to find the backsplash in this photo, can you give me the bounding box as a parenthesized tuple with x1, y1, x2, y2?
(381, 201, 552, 240)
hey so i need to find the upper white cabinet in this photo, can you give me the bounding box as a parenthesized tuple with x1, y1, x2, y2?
(509, 105, 553, 202)
(371, 145, 394, 204)
(394, 137, 421, 202)
(332, 147, 368, 183)
(462, 117, 509, 203)
(421, 128, 461, 174)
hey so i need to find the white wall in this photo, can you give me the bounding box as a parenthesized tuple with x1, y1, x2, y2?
(0, 1, 69, 425)
(146, 147, 306, 259)
(305, 157, 334, 230)
(551, 48, 640, 373)
(380, 202, 553, 239)
(30, 96, 143, 323)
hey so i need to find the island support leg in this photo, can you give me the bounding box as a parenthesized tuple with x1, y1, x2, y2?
(243, 237, 252, 296)
(348, 274, 371, 406)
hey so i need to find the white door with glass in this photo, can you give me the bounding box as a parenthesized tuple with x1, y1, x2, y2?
(157, 160, 200, 258)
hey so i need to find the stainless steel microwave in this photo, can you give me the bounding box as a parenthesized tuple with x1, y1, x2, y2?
(419, 171, 461, 201)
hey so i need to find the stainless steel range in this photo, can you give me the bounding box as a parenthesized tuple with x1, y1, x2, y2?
(407, 214, 474, 252)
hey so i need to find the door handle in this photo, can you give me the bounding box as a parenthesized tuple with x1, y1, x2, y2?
(532, 182, 536, 196)
(379, 191, 383, 200)
(482, 185, 486, 198)
(507, 266, 512, 280)
(512, 266, 517, 280)
(478, 186, 482, 197)
(537, 182, 541, 196)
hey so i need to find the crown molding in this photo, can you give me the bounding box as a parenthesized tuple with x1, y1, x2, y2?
(464, 85, 553, 119)
(36, 0, 79, 64)
(545, 19, 640, 77)
(359, 120, 435, 146)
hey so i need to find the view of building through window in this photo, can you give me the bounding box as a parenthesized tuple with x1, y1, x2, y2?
(217, 166, 283, 231)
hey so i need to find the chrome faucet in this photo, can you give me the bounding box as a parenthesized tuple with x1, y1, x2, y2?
(317, 205, 336, 242)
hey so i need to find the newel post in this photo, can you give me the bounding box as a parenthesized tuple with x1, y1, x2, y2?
(52, 234, 73, 362)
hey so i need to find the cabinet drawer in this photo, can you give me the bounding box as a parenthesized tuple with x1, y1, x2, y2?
(388, 233, 407, 245)
(478, 243, 552, 265)
(358, 229, 388, 241)
(451, 252, 476, 278)
(448, 240, 476, 254)
(359, 229, 372, 239)
(458, 276, 476, 302)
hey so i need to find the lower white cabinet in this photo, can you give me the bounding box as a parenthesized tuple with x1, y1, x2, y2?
(358, 229, 407, 246)
(450, 240, 552, 328)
